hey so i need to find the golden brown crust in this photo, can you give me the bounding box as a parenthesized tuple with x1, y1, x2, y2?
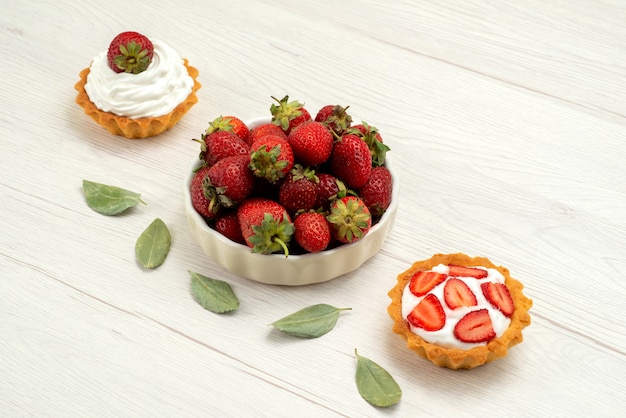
(74, 60, 201, 139)
(388, 253, 532, 369)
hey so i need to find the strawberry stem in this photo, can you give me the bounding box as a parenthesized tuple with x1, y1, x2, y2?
(248, 213, 294, 255)
(274, 237, 290, 258)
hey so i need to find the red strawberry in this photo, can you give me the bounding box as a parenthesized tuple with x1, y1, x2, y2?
(249, 135, 294, 183)
(444, 278, 478, 309)
(348, 122, 389, 167)
(407, 294, 446, 331)
(454, 309, 496, 343)
(197, 130, 249, 166)
(481, 282, 514, 317)
(287, 121, 334, 166)
(314, 104, 353, 136)
(357, 166, 393, 217)
(107, 31, 154, 74)
(190, 165, 216, 219)
(206, 115, 250, 144)
(251, 176, 281, 201)
(278, 165, 319, 214)
(270, 95, 311, 134)
(329, 133, 372, 189)
(294, 212, 331, 253)
(326, 196, 371, 243)
(314, 173, 346, 210)
(448, 265, 488, 279)
(249, 123, 288, 144)
(237, 197, 294, 255)
(214, 211, 245, 244)
(408, 271, 447, 297)
(349, 122, 383, 141)
(204, 155, 255, 212)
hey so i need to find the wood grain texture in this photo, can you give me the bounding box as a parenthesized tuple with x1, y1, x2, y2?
(2, 0, 626, 416)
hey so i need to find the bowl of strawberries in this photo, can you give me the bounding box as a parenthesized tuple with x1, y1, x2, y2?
(183, 96, 398, 285)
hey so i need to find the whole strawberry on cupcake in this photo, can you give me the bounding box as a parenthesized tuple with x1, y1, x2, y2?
(107, 32, 154, 74)
(75, 31, 201, 139)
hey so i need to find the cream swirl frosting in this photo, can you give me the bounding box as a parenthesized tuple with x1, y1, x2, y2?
(401, 264, 512, 350)
(84, 40, 193, 118)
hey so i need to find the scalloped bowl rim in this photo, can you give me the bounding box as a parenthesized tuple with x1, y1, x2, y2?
(183, 116, 399, 285)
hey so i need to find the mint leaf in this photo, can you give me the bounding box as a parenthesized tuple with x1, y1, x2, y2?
(355, 349, 402, 408)
(271, 304, 351, 338)
(135, 218, 171, 269)
(189, 271, 239, 314)
(82, 180, 145, 215)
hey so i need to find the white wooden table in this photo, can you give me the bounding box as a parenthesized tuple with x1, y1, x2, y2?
(2, 1, 625, 416)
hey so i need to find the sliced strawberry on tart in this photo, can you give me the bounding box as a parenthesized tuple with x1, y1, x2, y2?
(408, 271, 447, 297)
(387, 253, 532, 369)
(443, 278, 477, 309)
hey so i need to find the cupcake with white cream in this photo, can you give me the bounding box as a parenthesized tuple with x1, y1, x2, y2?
(75, 31, 201, 139)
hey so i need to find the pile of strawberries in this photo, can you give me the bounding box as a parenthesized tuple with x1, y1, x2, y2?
(190, 95, 394, 255)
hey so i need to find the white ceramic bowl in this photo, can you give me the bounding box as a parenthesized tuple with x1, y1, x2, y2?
(183, 117, 399, 285)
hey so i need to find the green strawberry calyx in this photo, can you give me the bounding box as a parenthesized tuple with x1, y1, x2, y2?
(249, 144, 289, 183)
(206, 116, 236, 135)
(324, 105, 353, 135)
(201, 176, 234, 215)
(270, 95, 304, 131)
(248, 213, 294, 256)
(289, 164, 318, 183)
(347, 121, 390, 167)
(326, 198, 371, 243)
(114, 41, 151, 74)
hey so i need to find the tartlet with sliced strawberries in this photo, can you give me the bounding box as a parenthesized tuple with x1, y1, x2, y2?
(388, 253, 532, 369)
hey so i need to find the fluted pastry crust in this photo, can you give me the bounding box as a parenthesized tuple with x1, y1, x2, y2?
(388, 253, 532, 369)
(74, 60, 200, 139)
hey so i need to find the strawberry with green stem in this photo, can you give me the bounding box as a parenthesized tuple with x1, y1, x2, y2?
(107, 31, 154, 74)
(249, 135, 294, 183)
(190, 165, 217, 219)
(202, 154, 255, 215)
(237, 197, 294, 255)
(314, 104, 353, 136)
(195, 130, 249, 166)
(330, 133, 372, 189)
(326, 196, 371, 243)
(206, 115, 250, 144)
(279, 164, 319, 215)
(314, 173, 347, 211)
(270, 95, 311, 134)
(348, 122, 390, 167)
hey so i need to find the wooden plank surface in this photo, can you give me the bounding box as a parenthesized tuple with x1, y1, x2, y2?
(2, 0, 625, 416)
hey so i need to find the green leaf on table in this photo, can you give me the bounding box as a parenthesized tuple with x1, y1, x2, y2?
(135, 218, 171, 269)
(82, 180, 145, 215)
(189, 270, 239, 314)
(354, 349, 402, 408)
(271, 303, 351, 338)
